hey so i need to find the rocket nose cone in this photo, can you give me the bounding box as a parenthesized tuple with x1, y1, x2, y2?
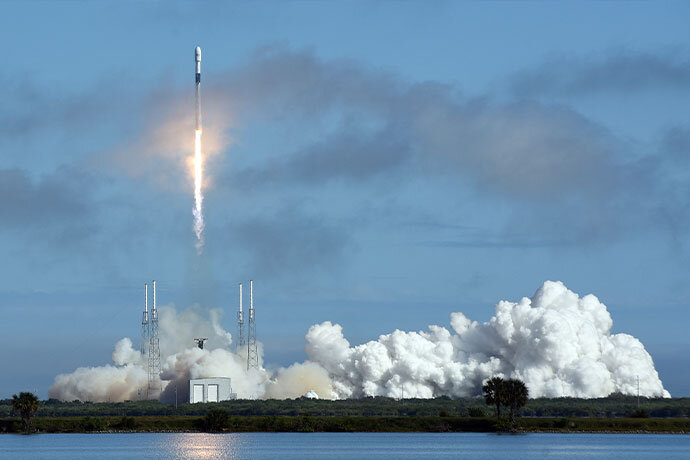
(195, 46, 201, 61)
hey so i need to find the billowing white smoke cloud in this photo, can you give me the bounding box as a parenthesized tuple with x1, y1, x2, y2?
(264, 361, 335, 400)
(50, 281, 668, 402)
(50, 338, 147, 402)
(305, 281, 669, 399)
(159, 346, 265, 402)
(49, 305, 334, 402)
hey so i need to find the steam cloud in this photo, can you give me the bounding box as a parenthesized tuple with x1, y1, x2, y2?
(49, 281, 669, 402)
(50, 305, 333, 402)
(306, 281, 669, 399)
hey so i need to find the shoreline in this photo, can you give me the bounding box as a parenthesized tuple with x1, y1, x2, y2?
(3, 430, 688, 435)
(2, 416, 689, 435)
(5, 430, 690, 436)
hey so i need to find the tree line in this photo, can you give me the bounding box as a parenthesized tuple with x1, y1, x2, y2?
(3, 388, 688, 430)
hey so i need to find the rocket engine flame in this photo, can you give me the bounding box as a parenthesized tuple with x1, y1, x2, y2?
(193, 128, 204, 252)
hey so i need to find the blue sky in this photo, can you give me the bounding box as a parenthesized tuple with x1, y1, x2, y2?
(1, 1, 690, 397)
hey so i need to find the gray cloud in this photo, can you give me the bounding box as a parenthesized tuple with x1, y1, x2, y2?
(417, 236, 572, 250)
(411, 100, 621, 200)
(199, 47, 672, 248)
(511, 51, 690, 97)
(0, 74, 137, 145)
(663, 126, 690, 157)
(0, 168, 92, 231)
(233, 123, 413, 188)
(207, 47, 628, 204)
(648, 126, 690, 240)
(225, 206, 352, 278)
(284, 126, 412, 184)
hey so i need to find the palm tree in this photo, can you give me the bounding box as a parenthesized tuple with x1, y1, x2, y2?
(11, 392, 40, 433)
(482, 377, 505, 418)
(503, 379, 529, 425)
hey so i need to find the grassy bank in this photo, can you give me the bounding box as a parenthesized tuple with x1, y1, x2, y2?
(1, 416, 688, 434)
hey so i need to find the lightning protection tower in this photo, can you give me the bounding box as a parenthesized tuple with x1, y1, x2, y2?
(236, 283, 245, 352)
(140, 283, 149, 399)
(247, 280, 258, 370)
(148, 280, 161, 397)
(141, 283, 149, 356)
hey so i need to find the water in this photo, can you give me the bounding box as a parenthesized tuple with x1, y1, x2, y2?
(1, 432, 689, 459)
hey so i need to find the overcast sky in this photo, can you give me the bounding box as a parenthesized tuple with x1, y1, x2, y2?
(1, 1, 690, 397)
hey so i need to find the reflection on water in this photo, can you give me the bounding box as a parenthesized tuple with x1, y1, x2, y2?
(1, 432, 689, 460)
(165, 433, 244, 460)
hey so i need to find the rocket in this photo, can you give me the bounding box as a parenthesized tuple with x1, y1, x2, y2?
(195, 46, 201, 83)
(192, 45, 205, 248)
(195, 46, 202, 130)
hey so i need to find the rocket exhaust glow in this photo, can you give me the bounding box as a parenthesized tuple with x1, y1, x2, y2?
(193, 46, 204, 253)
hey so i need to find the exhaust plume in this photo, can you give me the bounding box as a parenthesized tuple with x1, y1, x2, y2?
(305, 281, 669, 399)
(49, 304, 334, 402)
(49, 281, 668, 402)
(192, 128, 204, 253)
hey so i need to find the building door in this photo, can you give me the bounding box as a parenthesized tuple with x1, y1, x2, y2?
(208, 384, 219, 402)
(193, 384, 204, 403)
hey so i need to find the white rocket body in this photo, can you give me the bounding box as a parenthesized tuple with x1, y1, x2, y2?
(195, 46, 201, 82)
(195, 46, 202, 130)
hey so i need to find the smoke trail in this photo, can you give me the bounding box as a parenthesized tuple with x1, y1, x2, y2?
(193, 128, 204, 253)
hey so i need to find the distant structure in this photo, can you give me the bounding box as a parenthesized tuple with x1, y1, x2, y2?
(148, 280, 161, 397)
(247, 280, 258, 370)
(236, 283, 245, 351)
(194, 338, 208, 350)
(189, 377, 237, 403)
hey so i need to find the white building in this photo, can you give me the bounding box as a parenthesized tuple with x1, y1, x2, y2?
(189, 377, 237, 403)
